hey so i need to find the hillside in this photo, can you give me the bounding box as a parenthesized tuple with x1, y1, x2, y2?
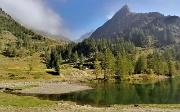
(90, 5, 180, 47)
(0, 8, 63, 80)
(33, 30, 71, 43)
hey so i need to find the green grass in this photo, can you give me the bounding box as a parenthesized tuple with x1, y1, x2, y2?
(1, 92, 180, 109)
(60, 66, 78, 71)
(137, 104, 180, 109)
(0, 92, 55, 107)
(0, 32, 47, 80)
(0, 51, 54, 81)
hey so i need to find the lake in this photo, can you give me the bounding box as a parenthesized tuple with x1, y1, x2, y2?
(31, 78, 180, 106)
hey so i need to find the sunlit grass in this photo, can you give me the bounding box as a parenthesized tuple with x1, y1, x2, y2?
(0, 92, 55, 107)
(138, 104, 180, 109)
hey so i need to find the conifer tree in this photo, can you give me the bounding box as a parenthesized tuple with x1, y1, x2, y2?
(168, 60, 176, 77)
(80, 53, 84, 65)
(67, 46, 72, 62)
(102, 48, 115, 80)
(44, 48, 51, 68)
(72, 50, 78, 64)
(59, 53, 63, 65)
(50, 47, 57, 68)
(134, 55, 147, 74)
(54, 60, 60, 75)
(116, 51, 133, 79)
(116, 53, 125, 78)
(94, 59, 102, 79)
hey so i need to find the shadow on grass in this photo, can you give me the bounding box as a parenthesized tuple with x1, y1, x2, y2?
(46, 71, 59, 76)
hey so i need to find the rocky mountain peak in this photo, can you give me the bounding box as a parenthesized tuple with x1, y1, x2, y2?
(116, 4, 131, 16)
(121, 4, 131, 12)
(90, 4, 180, 47)
(110, 4, 131, 21)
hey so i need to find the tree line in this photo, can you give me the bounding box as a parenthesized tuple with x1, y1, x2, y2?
(44, 37, 180, 78)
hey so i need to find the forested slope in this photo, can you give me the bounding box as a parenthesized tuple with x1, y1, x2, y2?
(0, 8, 62, 79)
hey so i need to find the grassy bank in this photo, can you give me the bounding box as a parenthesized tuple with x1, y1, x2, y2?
(0, 92, 54, 107)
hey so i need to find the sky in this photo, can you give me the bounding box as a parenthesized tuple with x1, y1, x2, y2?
(0, 0, 180, 40)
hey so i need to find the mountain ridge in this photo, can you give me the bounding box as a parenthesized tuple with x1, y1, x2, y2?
(32, 29, 71, 42)
(90, 5, 180, 47)
(75, 30, 94, 42)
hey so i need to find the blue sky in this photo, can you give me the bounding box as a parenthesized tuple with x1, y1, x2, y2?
(1, 0, 180, 40)
(46, 0, 180, 39)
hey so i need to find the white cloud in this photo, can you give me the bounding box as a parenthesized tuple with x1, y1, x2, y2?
(0, 0, 70, 36)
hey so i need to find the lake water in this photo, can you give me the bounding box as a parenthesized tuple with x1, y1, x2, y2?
(34, 79, 180, 106)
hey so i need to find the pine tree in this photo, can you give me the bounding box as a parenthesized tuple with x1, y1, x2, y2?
(116, 52, 133, 79)
(44, 48, 51, 68)
(80, 53, 84, 65)
(147, 54, 154, 70)
(147, 52, 170, 75)
(134, 55, 147, 74)
(168, 60, 176, 77)
(67, 46, 72, 62)
(95, 52, 104, 61)
(102, 48, 115, 80)
(116, 53, 125, 78)
(94, 59, 102, 79)
(54, 60, 60, 75)
(59, 53, 63, 65)
(72, 50, 78, 65)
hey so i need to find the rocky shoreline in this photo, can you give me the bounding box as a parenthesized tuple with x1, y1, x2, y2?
(1, 103, 180, 112)
(0, 81, 93, 94)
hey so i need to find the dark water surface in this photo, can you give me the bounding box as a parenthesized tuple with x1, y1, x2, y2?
(33, 79, 180, 106)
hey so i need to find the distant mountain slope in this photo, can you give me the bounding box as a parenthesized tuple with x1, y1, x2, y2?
(0, 7, 70, 43)
(76, 30, 94, 42)
(0, 8, 60, 55)
(33, 30, 71, 43)
(90, 5, 180, 47)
